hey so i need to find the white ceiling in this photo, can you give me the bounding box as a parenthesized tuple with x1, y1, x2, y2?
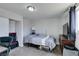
(0, 3, 74, 20)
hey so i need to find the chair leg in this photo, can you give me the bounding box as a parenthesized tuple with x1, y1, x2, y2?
(49, 48, 51, 52)
(39, 45, 42, 50)
(78, 50, 79, 56)
(7, 47, 11, 55)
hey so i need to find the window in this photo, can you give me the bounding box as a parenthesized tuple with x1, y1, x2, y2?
(76, 8, 79, 33)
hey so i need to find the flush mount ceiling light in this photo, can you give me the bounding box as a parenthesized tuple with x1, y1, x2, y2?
(27, 5, 36, 12)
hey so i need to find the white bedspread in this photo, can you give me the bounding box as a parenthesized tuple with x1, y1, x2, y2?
(23, 34, 56, 50)
(42, 35, 49, 45)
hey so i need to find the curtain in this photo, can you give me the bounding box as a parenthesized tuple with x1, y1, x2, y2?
(69, 6, 76, 41)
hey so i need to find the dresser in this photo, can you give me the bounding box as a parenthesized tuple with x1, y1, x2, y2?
(59, 35, 75, 55)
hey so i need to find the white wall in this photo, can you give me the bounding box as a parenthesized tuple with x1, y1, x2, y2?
(23, 19, 32, 37)
(61, 11, 69, 26)
(0, 17, 9, 37)
(9, 20, 16, 33)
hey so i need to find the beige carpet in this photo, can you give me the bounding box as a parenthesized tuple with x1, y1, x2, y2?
(9, 46, 60, 56)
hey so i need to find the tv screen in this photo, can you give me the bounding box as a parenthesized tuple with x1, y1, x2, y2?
(63, 23, 68, 36)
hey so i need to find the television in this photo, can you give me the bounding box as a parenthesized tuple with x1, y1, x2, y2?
(63, 22, 76, 41)
(63, 23, 68, 36)
(63, 23, 69, 39)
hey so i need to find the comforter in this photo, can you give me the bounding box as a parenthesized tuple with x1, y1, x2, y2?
(23, 34, 56, 50)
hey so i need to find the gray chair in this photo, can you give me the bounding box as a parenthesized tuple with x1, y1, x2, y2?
(0, 36, 13, 52)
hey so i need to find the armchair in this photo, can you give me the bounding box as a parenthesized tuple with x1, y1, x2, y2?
(0, 36, 13, 52)
(0, 35, 18, 50)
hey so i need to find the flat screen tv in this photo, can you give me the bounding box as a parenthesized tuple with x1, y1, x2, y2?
(63, 23, 68, 36)
(63, 22, 76, 41)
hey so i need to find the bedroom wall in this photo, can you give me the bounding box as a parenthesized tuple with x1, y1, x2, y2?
(23, 19, 32, 37)
(0, 17, 9, 37)
(9, 20, 16, 33)
(61, 11, 69, 26)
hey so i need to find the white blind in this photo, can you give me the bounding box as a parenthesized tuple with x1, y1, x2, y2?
(75, 6, 79, 50)
(76, 10, 79, 32)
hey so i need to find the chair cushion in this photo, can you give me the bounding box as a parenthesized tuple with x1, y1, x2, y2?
(0, 42, 10, 47)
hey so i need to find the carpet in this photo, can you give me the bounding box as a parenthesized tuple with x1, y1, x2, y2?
(9, 46, 59, 56)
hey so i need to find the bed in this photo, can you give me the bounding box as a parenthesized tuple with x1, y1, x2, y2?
(23, 34, 56, 51)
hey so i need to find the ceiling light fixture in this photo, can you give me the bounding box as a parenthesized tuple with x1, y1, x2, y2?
(27, 5, 35, 12)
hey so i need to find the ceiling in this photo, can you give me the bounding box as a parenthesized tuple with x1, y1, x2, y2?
(0, 3, 74, 20)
